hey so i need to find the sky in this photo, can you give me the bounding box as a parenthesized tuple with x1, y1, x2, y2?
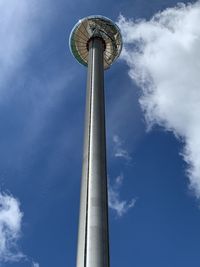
(0, 0, 200, 267)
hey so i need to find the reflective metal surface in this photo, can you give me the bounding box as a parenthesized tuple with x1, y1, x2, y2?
(76, 38, 109, 267)
(69, 15, 122, 69)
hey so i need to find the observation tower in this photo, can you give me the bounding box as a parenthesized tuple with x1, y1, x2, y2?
(69, 15, 122, 267)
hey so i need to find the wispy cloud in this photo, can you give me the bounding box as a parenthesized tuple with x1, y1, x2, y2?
(108, 173, 136, 217)
(0, 192, 24, 262)
(0, 0, 43, 90)
(118, 1, 200, 198)
(113, 135, 132, 162)
(0, 0, 74, 171)
(32, 261, 40, 267)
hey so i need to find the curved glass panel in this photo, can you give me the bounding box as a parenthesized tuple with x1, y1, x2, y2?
(69, 15, 123, 70)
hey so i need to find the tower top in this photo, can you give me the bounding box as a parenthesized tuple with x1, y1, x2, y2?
(69, 15, 122, 70)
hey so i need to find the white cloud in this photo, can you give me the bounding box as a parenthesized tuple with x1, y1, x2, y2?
(117, 1, 200, 198)
(109, 173, 136, 217)
(113, 135, 132, 162)
(0, 0, 42, 89)
(0, 192, 24, 262)
(32, 261, 40, 267)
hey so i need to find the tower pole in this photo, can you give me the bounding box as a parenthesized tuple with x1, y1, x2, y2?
(69, 15, 122, 267)
(76, 37, 109, 267)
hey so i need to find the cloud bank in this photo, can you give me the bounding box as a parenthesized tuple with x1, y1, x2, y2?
(118, 1, 200, 198)
(0, 192, 24, 262)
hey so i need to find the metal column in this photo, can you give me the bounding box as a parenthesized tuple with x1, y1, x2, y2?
(76, 37, 110, 267)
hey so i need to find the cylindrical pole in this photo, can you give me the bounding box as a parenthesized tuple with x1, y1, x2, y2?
(76, 37, 110, 267)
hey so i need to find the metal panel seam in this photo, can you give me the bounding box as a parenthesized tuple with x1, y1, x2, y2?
(84, 38, 94, 267)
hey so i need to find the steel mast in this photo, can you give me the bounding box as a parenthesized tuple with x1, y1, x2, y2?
(69, 16, 122, 267)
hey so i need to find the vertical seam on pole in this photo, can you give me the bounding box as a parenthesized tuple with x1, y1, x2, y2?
(101, 59, 110, 267)
(101, 45, 110, 267)
(84, 38, 94, 267)
(103, 84, 110, 267)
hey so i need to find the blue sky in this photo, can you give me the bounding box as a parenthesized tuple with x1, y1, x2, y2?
(1, 0, 200, 267)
